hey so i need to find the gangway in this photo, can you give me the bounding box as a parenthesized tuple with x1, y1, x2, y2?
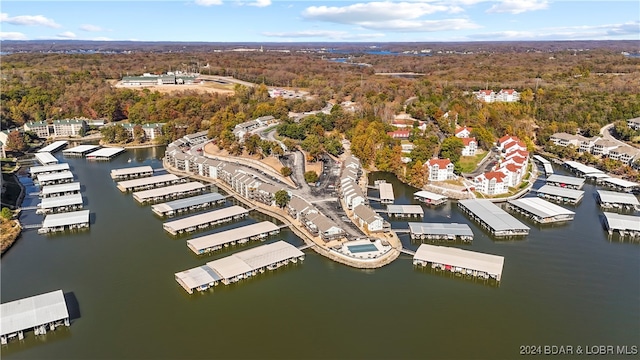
(400, 248, 416, 256)
(21, 223, 43, 230)
(297, 243, 315, 251)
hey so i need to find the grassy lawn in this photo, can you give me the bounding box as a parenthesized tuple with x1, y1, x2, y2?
(458, 152, 487, 173)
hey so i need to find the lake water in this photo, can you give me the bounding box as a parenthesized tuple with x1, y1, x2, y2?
(2, 148, 639, 359)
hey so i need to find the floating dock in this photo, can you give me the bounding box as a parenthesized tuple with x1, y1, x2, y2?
(132, 182, 206, 204)
(110, 165, 154, 180)
(186, 221, 280, 255)
(38, 210, 90, 234)
(598, 177, 639, 193)
(602, 212, 640, 239)
(536, 184, 584, 205)
(40, 182, 81, 198)
(37, 171, 74, 186)
(36, 193, 83, 214)
(596, 190, 640, 210)
(378, 182, 395, 204)
(175, 241, 305, 293)
(162, 205, 248, 235)
(151, 192, 226, 217)
(34, 152, 59, 166)
(62, 145, 100, 157)
(29, 163, 70, 178)
(117, 174, 184, 192)
(86, 147, 125, 160)
(38, 141, 68, 153)
(458, 199, 529, 237)
(0, 289, 70, 345)
(385, 204, 424, 218)
(546, 174, 585, 190)
(413, 244, 504, 282)
(408, 222, 474, 242)
(507, 197, 575, 224)
(413, 190, 447, 206)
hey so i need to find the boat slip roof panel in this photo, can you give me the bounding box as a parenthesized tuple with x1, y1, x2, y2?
(1, 290, 69, 336)
(414, 190, 447, 201)
(40, 193, 83, 209)
(117, 174, 180, 189)
(163, 206, 247, 232)
(207, 241, 303, 280)
(152, 193, 225, 213)
(175, 266, 222, 290)
(508, 197, 575, 218)
(34, 152, 58, 165)
(414, 244, 504, 276)
(597, 190, 640, 206)
(536, 185, 584, 200)
(379, 183, 394, 200)
(546, 174, 585, 187)
(603, 212, 640, 231)
(133, 182, 205, 200)
(62, 145, 99, 154)
(38, 141, 68, 153)
(409, 222, 473, 237)
(42, 210, 90, 228)
(386, 204, 424, 215)
(458, 199, 530, 232)
(86, 147, 125, 158)
(110, 166, 154, 177)
(30, 163, 70, 175)
(187, 221, 279, 252)
(41, 182, 81, 195)
(37, 171, 73, 183)
(600, 177, 639, 188)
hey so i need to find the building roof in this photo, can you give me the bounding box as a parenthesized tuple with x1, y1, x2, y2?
(387, 204, 424, 215)
(152, 193, 225, 214)
(596, 190, 640, 206)
(42, 210, 90, 228)
(594, 139, 620, 148)
(163, 205, 248, 233)
(563, 160, 604, 175)
(62, 145, 100, 154)
(1, 290, 69, 336)
(30, 163, 70, 176)
(353, 204, 382, 224)
(627, 117, 640, 125)
(458, 199, 530, 232)
(508, 197, 575, 219)
(86, 147, 125, 159)
(461, 137, 476, 146)
(117, 174, 180, 189)
(41, 182, 81, 196)
(38, 141, 68, 153)
(536, 184, 584, 200)
(478, 89, 494, 95)
(414, 244, 504, 277)
(409, 222, 473, 237)
(132, 182, 205, 201)
(175, 265, 222, 290)
(533, 155, 550, 164)
(414, 190, 447, 201)
(39, 193, 83, 209)
(378, 182, 394, 201)
(455, 126, 472, 135)
(499, 88, 517, 94)
(483, 171, 506, 182)
(427, 158, 452, 168)
(187, 221, 279, 253)
(53, 119, 86, 125)
(503, 163, 522, 173)
(603, 212, 640, 232)
(110, 166, 154, 177)
(600, 177, 639, 189)
(37, 171, 73, 183)
(34, 152, 59, 165)
(546, 174, 586, 187)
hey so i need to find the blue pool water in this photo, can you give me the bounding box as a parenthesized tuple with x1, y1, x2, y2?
(347, 244, 379, 253)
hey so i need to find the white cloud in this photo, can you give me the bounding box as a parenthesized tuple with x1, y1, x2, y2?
(195, 0, 223, 6)
(56, 31, 77, 39)
(91, 37, 113, 41)
(80, 24, 103, 32)
(248, 0, 271, 7)
(357, 18, 480, 32)
(302, 2, 455, 23)
(486, 0, 548, 14)
(0, 13, 61, 28)
(262, 30, 385, 40)
(468, 21, 640, 40)
(0, 31, 28, 40)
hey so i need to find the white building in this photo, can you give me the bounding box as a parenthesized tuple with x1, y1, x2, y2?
(474, 171, 508, 195)
(627, 117, 640, 131)
(592, 139, 620, 156)
(353, 205, 384, 233)
(426, 158, 454, 182)
(23, 121, 50, 138)
(52, 119, 87, 137)
(496, 89, 520, 102)
(455, 126, 472, 139)
(461, 137, 477, 156)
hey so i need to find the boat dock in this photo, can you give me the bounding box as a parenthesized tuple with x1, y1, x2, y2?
(596, 190, 640, 211)
(151, 192, 227, 217)
(546, 174, 585, 190)
(132, 182, 206, 204)
(37, 171, 74, 186)
(175, 241, 305, 294)
(40, 182, 81, 198)
(602, 212, 640, 239)
(408, 222, 474, 242)
(29, 163, 70, 178)
(413, 190, 448, 206)
(413, 244, 504, 282)
(458, 199, 530, 237)
(598, 177, 639, 193)
(378, 182, 395, 204)
(162, 205, 248, 236)
(0, 289, 70, 345)
(38, 140, 68, 153)
(533, 155, 554, 175)
(34, 152, 59, 166)
(110, 165, 154, 180)
(86, 147, 125, 161)
(117, 174, 185, 192)
(36, 193, 83, 214)
(62, 145, 100, 157)
(186, 221, 280, 254)
(563, 160, 606, 178)
(536, 185, 584, 205)
(384, 204, 424, 218)
(38, 210, 90, 234)
(507, 197, 575, 224)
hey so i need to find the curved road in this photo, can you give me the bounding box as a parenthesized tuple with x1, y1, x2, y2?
(599, 123, 636, 148)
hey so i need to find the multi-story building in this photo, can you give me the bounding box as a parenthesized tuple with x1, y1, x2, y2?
(475, 90, 496, 103)
(627, 117, 640, 131)
(461, 137, 477, 156)
(353, 204, 384, 233)
(607, 146, 640, 165)
(592, 139, 620, 156)
(455, 126, 472, 138)
(474, 171, 508, 195)
(425, 158, 454, 182)
(496, 89, 520, 102)
(23, 121, 50, 138)
(52, 119, 87, 137)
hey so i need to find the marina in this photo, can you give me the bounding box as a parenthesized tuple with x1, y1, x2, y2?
(602, 212, 640, 238)
(506, 197, 575, 224)
(36, 193, 83, 214)
(596, 190, 640, 210)
(85, 147, 125, 161)
(408, 222, 474, 242)
(29, 163, 70, 178)
(533, 155, 554, 175)
(40, 182, 81, 198)
(36, 171, 74, 186)
(38, 209, 90, 234)
(110, 165, 154, 180)
(117, 174, 184, 192)
(151, 192, 227, 217)
(162, 205, 249, 235)
(458, 199, 530, 237)
(132, 182, 206, 204)
(413, 244, 505, 282)
(34, 152, 59, 166)
(413, 190, 448, 206)
(0, 289, 70, 345)
(378, 182, 395, 204)
(598, 177, 639, 193)
(536, 184, 584, 205)
(186, 221, 281, 254)
(62, 145, 100, 157)
(37, 141, 68, 153)
(384, 204, 424, 218)
(545, 174, 585, 189)
(563, 160, 606, 178)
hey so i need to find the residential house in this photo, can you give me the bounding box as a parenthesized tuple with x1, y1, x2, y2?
(455, 126, 472, 139)
(496, 89, 520, 102)
(549, 132, 580, 147)
(353, 204, 384, 233)
(592, 139, 619, 156)
(387, 130, 411, 139)
(497, 134, 519, 151)
(474, 171, 508, 195)
(254, 183, 285, 206)
(426, 158, 454, 182)
(52, 119, 87, 137)
(461, 137, 477, 156)
(123, 123, 164, 141)
(304, 212, 344, 241)
(23, 121, 50, 138)
(287, 196, 314, 221)
(400, 142, 414, 153)
(607, 146, 640, 165)
(627, 117, 640, 131)
(502, 139, 527, 155)
(183, 130, 209, 146)
(233, 116, 276, 140)
(475, 89, 496, 103)
(499, 163, 524, 188)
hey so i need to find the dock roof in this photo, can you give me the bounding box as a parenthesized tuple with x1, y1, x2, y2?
(458, 199, 530, 232)
(600, 177, 639, 189)
(414, 244, 504, 277)
(39, 193, 83, 209)
(152, 193, 225, 214)
(38, 141, 68, 153)
(378, 182, 394, 201)
(37, 171, 73, 183)
(62, 145, 100, 155)
(508, 197, 575, 218)
(163, 205, 247, 233)
(603, 212, 640, 232)
(414, 190, 447, 201)
(34, 152, 59, 165)
(563, 160, 604, 175)
(30, 163, 70, 176)
(387, 204, 424, 215)
(42, 210, 90, 228)
(409, 222, 473, 237)
(1, 290, 69, 336)
(532, 155, 550, 164)
(111, 166, 154, 177)
(117, 174, 180, 189)
(41, 182, 81, 195)
(175, 265, 222, 290)
(546, 174, 585, 187)
(596, 190, 640, 206)
(187, 221, 279, 253)
(86, 147, 125, 159)
(536, 185, 584, 200)
(132, 182, 205, 201)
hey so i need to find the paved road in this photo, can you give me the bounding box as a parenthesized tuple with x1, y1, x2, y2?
(600, 123, 629, 147)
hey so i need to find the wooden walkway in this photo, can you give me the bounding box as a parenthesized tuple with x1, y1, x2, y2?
(400, 248, 415, 256)
(19, 206, 39, 211)
(21, 223, 43, 230)
(297, 243, 315, 251)
(393, 229, 410, 234)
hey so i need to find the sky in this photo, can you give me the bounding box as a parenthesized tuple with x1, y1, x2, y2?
(0, 0, 638, 42)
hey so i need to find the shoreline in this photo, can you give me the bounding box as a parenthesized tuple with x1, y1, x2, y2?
(1, 172, 25, 256)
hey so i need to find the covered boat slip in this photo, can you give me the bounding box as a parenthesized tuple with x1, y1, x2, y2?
(117, 174, 184, 192)
(409, 222, 474, 242)
(0, 289, 70, 344)
(152, 192, 226, 217)
(507, 197, 575, 224)
(533, 155, 554, 175)
(85, 147, 125, 160)
(413, 244, 504, 281)
(162, 205, 249, 235)
(34, 152, 59, 166)
(536, 185, 584, 205)
(175, 265, 222, 294)
(132, 182, 206, 204)
(378, 182, 395, 204)
(598, 177, 639, 193)
(596, 190, 640, 210)
(36, 171, 74, 186)
(40, 182, 81, 198)
(546, 174, 585, 190)
(110, 165, 154, 180)
(543, 163, 554, 176)
(38, 141, 68, 153)
(36, 193, 83, 214)
(187, 221, 280, 254)
(602, 212, 640, 239)
(62, 145, 100, 157)
(29, 163, 70, 178)
(413, 190, 447, 206)
(563, 160, 605, 178)
(38, 210, 90, 234)
(458, 199, 529, 237)
(533, 155, 550, 164)
(385, 204, 424, 218)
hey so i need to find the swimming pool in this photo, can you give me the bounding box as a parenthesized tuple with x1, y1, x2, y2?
(347, 243, 379, 253)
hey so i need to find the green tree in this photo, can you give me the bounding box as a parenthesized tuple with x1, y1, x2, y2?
(1, 207, 13, 220)
(280, 166, 292, 177)
(301, 134, 323, 161)
(133, 125, 146, 143)
(6, 131, 27, 151)
(439, 137, 464, 165)
(581, 122, 601, 138)
(274, 189, 290, 208)
(304, 171, 319, 184)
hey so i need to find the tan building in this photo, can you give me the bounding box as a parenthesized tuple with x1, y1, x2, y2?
(52, 119, 87, 137)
